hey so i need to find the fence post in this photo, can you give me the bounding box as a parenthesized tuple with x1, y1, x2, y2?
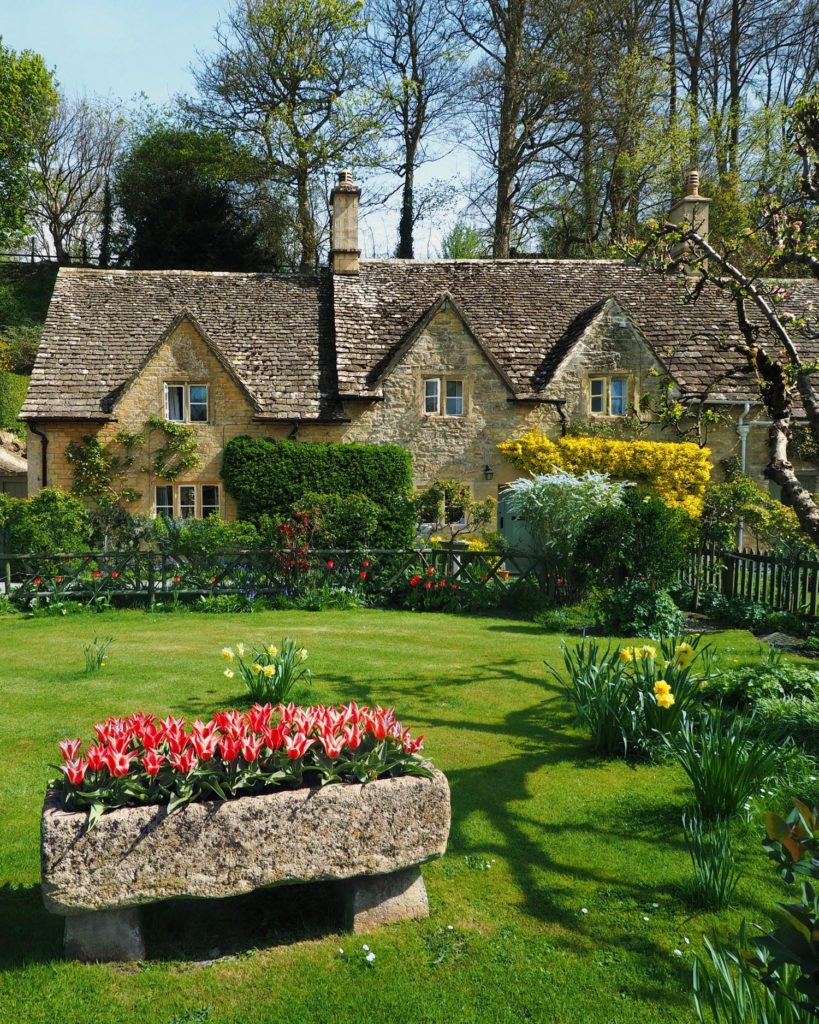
(2, 555, 10, 596)
(721, 552, 734, 600)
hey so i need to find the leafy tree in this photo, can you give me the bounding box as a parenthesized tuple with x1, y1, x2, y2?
(115, 125, 288, 270)
(0, 39, 57, 246)
(440, 220, 489, 258)
(189, 0, 380, 271)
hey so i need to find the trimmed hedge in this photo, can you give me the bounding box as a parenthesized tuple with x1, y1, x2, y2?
(221, 437, 415, 547)
(0, 371, 29, 435)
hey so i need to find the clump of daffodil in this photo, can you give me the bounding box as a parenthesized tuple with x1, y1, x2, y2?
(221, 647, 234, 661)
(675, 642, 695, 668)
(619, 647, 634, 663)
(262, 665, 275, 677)
(653, 679, 675, 708)
(267, 644, 278, 657)
(640, 645, 657, 661)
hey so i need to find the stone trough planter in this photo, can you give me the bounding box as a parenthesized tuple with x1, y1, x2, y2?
(41, 768, 451, 962)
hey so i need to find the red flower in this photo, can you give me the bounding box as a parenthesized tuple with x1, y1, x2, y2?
(362, 560, 370, 568)
(424, 581, 432, 589)
(284, 732, 314, 759)
(245, 703, 272, 733)
(111, 571, 119, 579)
(343, 724, 362, 750)
(326, 559, 335, 569)
(451, 583, 457, 590)
(210, 576, 217, 584)
(192, 732, 219, 761)
(141, 751, 165, 776)
(58, 738, 82, 762)
(33, 577, 42, 586)
(410, 576, 421, 586)
(241, 735, 263, 762)
(403, 735, 425, 755)
(170, 749, 198, 773)
(61, 758, 88, 785)
(218, 736, 242, 762)
(173, 575, 182, 583)
(54, 576, 63, 583)
(263, 724, 287, 751)
(359, 571, 367, 580)
(320, 732, 345, 758)
(427, 566, 435, 576)
(85, 745, 105, 771)
(92, 570, 101, 579)
(104, 748, 137, 777)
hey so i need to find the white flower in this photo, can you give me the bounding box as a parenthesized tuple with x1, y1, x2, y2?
(580, 908, 588, 914)
(297, 648, 308, 661)
(365, 951, 376, 962)
(338, 948, 344, 955)
(223, 669, 235, 679)
(673, 949, 683, 957)
(236, 643, 246, 656)
(362, 944, 369, 951)
(267, 644, 279, 657)
(642, 916, 650, 922)
(684, 937, 690, 945)
(811, 776, 817, 782)
(651, 902, 659, 908)
(447, 925, 454, 931)
(221, 647, 234, 661)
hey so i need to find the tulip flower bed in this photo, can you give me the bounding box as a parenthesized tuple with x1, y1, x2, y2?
(55, 702, 431, 827)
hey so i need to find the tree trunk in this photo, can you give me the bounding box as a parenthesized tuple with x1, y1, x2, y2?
(398, 158, 415, 259)
(492, 1, 524, 258)
(727, 0, 741, 177)
(296, 164, 316, 272)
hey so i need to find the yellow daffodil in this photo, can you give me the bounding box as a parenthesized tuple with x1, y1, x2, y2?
(297, 648, 308, 661)
(653, 680, 671, 696)
(221, 647, 234, 661)
(262, 665, 275, 677)
(267, 644, 278, 657)
(675, 643, 694, 668)
(699, 681, 709, 690)
(236, 643, 246, 657)
(640, 645, 657, 661)
(656, 691, 675, 709)
(251, 663, 263, 674)
(619, 647, 634, 663)
(223, 668, 235, 679)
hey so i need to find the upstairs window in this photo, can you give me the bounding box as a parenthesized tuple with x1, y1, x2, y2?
(424, 378, 440, 414)
(164, 383, 209, 423)
(445, 380, 464, 416)
(589, 376, 629, 417)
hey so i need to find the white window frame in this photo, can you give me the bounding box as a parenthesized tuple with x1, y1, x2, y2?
(201, 484, 221, 518)
(154, 483, 221, 519)
(155, 485, 174, 517)
(588, 375, 629, 417)
(445, 379, 464, 417)
(178, 485, 197, 519)
(163, 383, 209, 423)
(423, 377, 441, 415)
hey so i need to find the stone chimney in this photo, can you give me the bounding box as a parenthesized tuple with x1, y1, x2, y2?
(668, 169, 711, 259)
(330, 169, 361, 274)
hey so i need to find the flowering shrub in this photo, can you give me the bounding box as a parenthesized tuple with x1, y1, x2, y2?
(399, 565, 502, 613)
(549, 634, 717, 757)
(54, 702, 431, 827)
(498, 430, 712, 517)
(221, 637, 312, 703)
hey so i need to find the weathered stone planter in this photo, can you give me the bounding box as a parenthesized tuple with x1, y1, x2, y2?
(41, 768, 450, 962)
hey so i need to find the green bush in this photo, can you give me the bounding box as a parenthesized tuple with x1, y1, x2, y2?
(221, 437, 414, 547)
(1, 488, 92, 554)
(747, 698, 819, 752)
(149, 515, 261, 559)
(0, 370, 28, 435)
(701, 652, 818, 710)
(576, 488, 694, 589)
(595, 579, 684, 638)
(293, 491, 380, 549)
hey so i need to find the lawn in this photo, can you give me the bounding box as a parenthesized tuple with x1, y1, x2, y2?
(0, 609, 797, 1024)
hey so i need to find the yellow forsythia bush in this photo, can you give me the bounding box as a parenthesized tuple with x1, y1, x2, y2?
(497, 431, 712, 517)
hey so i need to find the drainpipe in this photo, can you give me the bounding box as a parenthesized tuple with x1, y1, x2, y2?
(28, 422, 48, 488)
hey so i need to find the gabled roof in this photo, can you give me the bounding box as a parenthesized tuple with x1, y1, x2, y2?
(333, 260, 819, 403)
(372, 291, 516, 394)
(21, 269, 343, 421)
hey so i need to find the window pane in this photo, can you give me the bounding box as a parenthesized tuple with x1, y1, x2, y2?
(202, 485, 220, 518)
(155, 486, 173, 518)
(423, 378, 439, 414)
(445, 380, 463, 416)
(166, 385, 184, 421)
(590, 379, 605, 414)
(610, 378, 627, 416)
(179, 486, 196, 519)
(189, 385, 208, 422)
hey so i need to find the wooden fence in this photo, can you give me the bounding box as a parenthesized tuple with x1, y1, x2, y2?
(0, 547, 548, 607)
(683, 544, 819, 617)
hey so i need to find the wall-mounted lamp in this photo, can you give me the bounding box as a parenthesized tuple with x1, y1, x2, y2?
(483, 464, 494, 481)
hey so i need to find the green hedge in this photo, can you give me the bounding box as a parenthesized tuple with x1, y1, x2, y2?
(221, 437, 415, 547)
(0, 371, 29, 435)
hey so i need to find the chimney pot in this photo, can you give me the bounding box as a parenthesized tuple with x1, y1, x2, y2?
(668, 168, 711, 266)
(686, 169, 700, 197)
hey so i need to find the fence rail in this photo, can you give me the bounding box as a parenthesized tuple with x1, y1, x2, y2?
(0, 547, 547, 607)
(683, 544, 819, 618)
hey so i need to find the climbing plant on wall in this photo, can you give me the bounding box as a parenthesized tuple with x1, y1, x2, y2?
(497, 430, 712, 517)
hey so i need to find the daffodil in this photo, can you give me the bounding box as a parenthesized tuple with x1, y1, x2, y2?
(251, 663, 263, 674)
(236, 643, 246, 657)
(221, 647, 234, 661)
(675, 642, 694, 668)
(262, 665, 275, 677)
(656, 691, 675, 709)
(267, 644, 278, 657)
(653, 679, 671, 695)
(640, 645, 657, 661)
(297, 648, 308, 661)
(223, 668, 235, 679)
(619, 647, 634, 663)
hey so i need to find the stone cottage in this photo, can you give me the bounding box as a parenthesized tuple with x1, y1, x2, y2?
(19, 171, 819, 522)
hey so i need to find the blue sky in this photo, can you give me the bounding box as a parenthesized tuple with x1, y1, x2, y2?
(1, 1, 470, 256)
